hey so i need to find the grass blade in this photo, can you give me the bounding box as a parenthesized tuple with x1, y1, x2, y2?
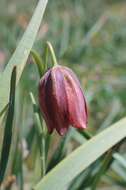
(91, 150, 113, 190)
(0, 0, 48, 114)
(0, 67, 16, 185)
(113, 153, 126, 169)
(34, 117, 126, 190)
(47, 131, 71, 172)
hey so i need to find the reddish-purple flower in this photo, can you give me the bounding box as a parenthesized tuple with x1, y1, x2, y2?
(39, 65, 88, 135)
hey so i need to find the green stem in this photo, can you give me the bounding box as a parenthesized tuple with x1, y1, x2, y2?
(43, 44, 48, 71)
(31, 50, 44, 77)
(40, 131, 46, 177)
(30, 92, 46, 178)
(78, 129, 92, 140)
(46, 41, 58, 66)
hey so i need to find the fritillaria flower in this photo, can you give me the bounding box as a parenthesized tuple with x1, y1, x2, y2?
(39, 65, 88, 135)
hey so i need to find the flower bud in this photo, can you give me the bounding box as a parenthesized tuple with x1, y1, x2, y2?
(39, 65, 88, 135)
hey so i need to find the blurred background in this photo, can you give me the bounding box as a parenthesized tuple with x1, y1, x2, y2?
(0, 0, 126, 189)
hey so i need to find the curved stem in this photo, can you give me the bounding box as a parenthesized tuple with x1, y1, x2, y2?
(31, 50, 44, 77)
(46, 41, 58, 66)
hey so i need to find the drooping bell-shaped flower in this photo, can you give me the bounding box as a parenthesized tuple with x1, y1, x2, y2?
(39, 65, 88, 135)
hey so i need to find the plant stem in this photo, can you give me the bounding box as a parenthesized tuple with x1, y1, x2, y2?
(38, 120, 46, 177)
(31, 50, 44, 77)
(43, 44, 48, 71)
(46, 41, 58, 66)
(30, 92, 46, 178)
(39, 132, 46, 177)
(78, 129, 92, 140)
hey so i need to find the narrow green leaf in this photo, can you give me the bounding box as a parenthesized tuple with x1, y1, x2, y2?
(113, 153, 126, 169)
(0, 67, 16, 185)
(31, 50, 44, 77)
(34, 117, 126, 190)
(47, 131, 71, 172)
(0, 104, 8, 118)
(0, 0, 48, 114)
(91, 150, 113, 190)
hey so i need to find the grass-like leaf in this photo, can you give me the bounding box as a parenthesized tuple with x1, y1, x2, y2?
(47, 131, 71, 172)
(34, 117, 126, 190)
(0, 67, 16, 185)
(0, 0, 48, 114)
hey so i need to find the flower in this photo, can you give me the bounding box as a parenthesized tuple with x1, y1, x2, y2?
(39, 65, 88, 135)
